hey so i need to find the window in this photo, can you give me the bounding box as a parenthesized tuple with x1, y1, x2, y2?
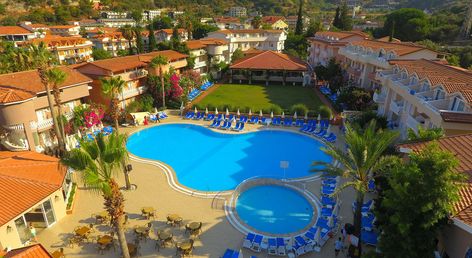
(451, 97, 465, 111)
(434, 89, 445, 100)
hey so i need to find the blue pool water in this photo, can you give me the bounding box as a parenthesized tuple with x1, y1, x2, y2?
(126, 123, 331, 191)
(236, 185, 314, 234)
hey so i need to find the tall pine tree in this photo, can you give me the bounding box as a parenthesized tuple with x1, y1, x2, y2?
(135, 27, 144, 54)
(148, 25, 157, 52)
(295, 0, 304, 35)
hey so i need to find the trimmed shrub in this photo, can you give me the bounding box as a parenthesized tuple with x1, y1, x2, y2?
(290, 103, 309, 116)
(318, 105, 332, 119)
(270, 104, 283, 115)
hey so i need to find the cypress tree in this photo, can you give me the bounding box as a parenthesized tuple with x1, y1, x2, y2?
(333, 6, 341, 29)
(339, 1, 352, 30)
(295, 0, 304, 35)
(135, 27, 144, 54)
(148, 25, 157, 52)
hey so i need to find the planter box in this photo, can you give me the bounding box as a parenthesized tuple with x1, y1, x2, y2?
(66, 184, 78, 215)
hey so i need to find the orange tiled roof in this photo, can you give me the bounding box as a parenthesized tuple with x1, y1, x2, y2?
(0, 26, 34, 35)
(78, 50, 188, 74)
(0, 151, 67, 227)
(214, 16, 240, 23)
(156, 29, 187, 35)
(390, 59, 472, 103)
(4, 243, 52, 257)
(230, 50, 307, 71)
(87, 27, 118, 34)
(261, 16, 285, 25)
(48, 25, 79, 30)
(24, 35, 90, 47)
(217, 29, 283, 35)
(377, 36, 401, 43)
(350, 39, 430, 56)
(0, 66, 92, 104)
(185, 38, 228, 50)
(315, 31, 369, 40)
(397, 134, 472, 226)
(92, 32, 126, 41)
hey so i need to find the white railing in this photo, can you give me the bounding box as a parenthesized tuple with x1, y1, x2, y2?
(390, 101, 403, 115)
(121, 86, 147, 99)
(373, 92, 386, 103)
(406, 114, 424, 132)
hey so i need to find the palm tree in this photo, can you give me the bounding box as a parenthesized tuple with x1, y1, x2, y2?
(101, 76, 132, 190)
(101, 76, 125, 132)
(32, 42, 66, 154)
(62, 132, 130, 258)
(120, 25, 135, 55)
(150, 55, 168, 109)
(311, 121, 398, 257)
(45, 68, 68, 145)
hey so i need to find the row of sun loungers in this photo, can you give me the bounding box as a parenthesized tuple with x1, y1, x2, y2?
(209, 120, 245, 131)
(188, 89, 201, 101)
(299, 120, 337, 143)
(200, 81, 214, 91)
(320, 86, 339, 102)
(149, 111, 168, 122)
(351, 198, 379, 246)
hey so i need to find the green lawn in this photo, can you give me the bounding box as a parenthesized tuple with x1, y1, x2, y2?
(196, 84, 323, 113)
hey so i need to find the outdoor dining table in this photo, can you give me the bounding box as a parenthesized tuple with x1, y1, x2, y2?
(141, 207, 155, 219)
(75, 226, 91, 237)
(158, 231, 172, 241)
(135, 226, 148, 236)
(167, 214, 183, 226)
(97, 235, 113, 245)
(187, 222, 202, 231)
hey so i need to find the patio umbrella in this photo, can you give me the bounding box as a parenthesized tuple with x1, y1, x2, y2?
(317, 113, 321, 121)
(304, 112, 308, 120)
(194, 107, 197, 113)
(293, 112, 297, 119)
(270, 111, 274, 118)
(237, 109, 240, 116)
(77, 130, 82, 139)
(226, 108, 229, 116)
(205, 107, 208, 114)
(215, 107, 218, 115)
(259, 110, 263, 117)
(327, 123, 331, 133)
(281, 112, 285, 119)
(249, 109, 252, 116)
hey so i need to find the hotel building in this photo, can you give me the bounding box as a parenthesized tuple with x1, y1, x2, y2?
(206, 29, 287, 61)
(374, 59, 472, 139)
(0, 26, 36, 46)
(185, 38, 230, 75)
(0, 67, 92, 152)
(307, 31, 368, 68)
(89, 31, 133, 56)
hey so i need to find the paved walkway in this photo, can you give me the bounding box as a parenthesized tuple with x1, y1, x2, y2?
(37, 116, 370, 257)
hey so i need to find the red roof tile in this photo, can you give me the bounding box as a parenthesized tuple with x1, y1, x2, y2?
(4, 244, 52, 258)
(397, 134, 472, 226)
(0, 26, 34, 35)
(0, 67, 92, 105)
(0, 151, 67, 227)
(230, 50, 307, 71)
(261, 16, 285, 25)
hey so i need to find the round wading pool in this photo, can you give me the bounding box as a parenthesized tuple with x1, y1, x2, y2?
(235, 185, 314, 234)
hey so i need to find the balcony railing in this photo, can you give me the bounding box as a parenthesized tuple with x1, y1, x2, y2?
(406, 114, 425, 133)
(120, 86, 147, 99)
(373, 92, 386, 103)
(390, 101, 404, 115)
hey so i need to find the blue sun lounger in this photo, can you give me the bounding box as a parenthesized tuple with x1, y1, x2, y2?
(219, 121, 228, 129)
(249, 116, 259, 124)
(193, 112, 204, 120)
(314, 130, 327, 137)
(268, 238, 277, 255)
(237, 122, 245, 131)
(283, 118, 293, 126)
(250, 234, 264, 252)
(227, 114, 235, 121)
(292, 239, 306, 256)
(243, 232, 256, 249)
(239, 115, 248, 123)
(205, 113, 215, 121)
(210, 120, 220, 128)
(184, 112, 194, 119)
(272, 117, 281, 126)
(321, 185, 336, 195)
(368, 179, 375, 192)
(361, 230, 378, 246)
(223, 121, 232, 130)
(276, 238, 286, 255)
(295, 119, 305, 127)
(362, 213, 376, 230)
(321, 207, 334, 217)
(322, 196, 337, 207)
(222, 249, 241, 258)
(299, 125, 309, 132)
(352, 199, 374, 213)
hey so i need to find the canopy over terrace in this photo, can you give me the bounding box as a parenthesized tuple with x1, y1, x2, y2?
(229, 50, 310, 86)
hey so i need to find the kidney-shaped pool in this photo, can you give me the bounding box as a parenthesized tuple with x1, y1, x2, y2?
(126, 123, 331, 191)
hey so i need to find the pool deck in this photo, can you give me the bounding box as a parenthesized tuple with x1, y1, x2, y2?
(36, 115, 375, 257)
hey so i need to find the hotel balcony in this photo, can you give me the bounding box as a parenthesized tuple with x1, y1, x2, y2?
(194, 61, 207, 69)
(390, 100, 404, 115)
(119, 69, 148, 81)
(120, 86, 147, 100)
(338, 48, 359, 62)
(347, 66, 362, 76)
(406, 114, 426, 133)
(373, 92, 386, 103)
(366, 55, 389, 69)
(368, 72, 380, 83)
(424, 99, 449, 114)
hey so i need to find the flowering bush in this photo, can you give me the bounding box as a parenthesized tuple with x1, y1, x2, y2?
(170, 73, 183, 98)
(84, 108, 104, 128)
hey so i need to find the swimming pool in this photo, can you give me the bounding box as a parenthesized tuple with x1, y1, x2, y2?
(235, 185, 314, 234)
(126, 123, 331, 191)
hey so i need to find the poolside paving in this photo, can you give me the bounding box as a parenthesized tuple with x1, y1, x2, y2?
(37, 114, 373, 257)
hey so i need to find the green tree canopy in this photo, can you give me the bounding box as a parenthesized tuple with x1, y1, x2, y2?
(92, 48, 112, 60)
(382, 8, 430, 42)
(378, 143, 464, 257)
(231, 48, 244, 63)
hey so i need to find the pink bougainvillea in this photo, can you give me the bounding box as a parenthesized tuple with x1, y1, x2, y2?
(84, 107, 105, 128)
(170, 73, 183, 98)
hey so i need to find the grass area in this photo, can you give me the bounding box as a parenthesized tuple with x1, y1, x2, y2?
(195, 84, 324, 114)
